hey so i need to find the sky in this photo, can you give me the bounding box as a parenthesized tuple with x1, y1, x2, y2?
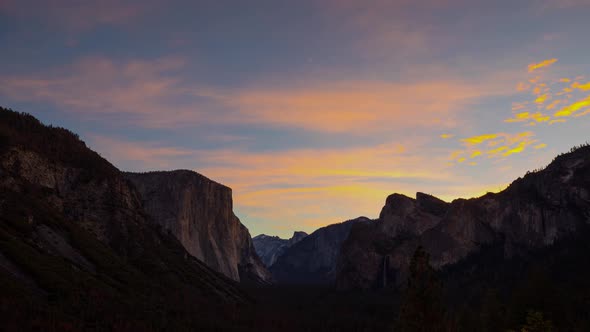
(1, 0, 589, 238)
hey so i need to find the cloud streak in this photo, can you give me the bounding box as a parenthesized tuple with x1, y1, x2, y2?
(528, 58, 558, 73)
(0, 56, 218, 128)
(0, 0, 153, 32)
(452, 131, 540, 163)
(219, 80, 499, 133)
(89, 135, 497, 235)
(0, 55, 518, 135)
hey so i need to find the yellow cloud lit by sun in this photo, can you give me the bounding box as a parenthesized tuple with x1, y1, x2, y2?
(461, 133, 498, 145)
(554, 96, 590, 117)
(452, 131, 538, 163)
(505, 112, 550, 123)
(440, 133, 454, 139)
(572, 82, 590, 91)
(488, 146, 508, 156)
(534, 94, 548, 104)
(528, 58, 557, 73)
(503, 141, 527, 156)
(509, 66, 590, 129)
(470, 150, 482, 158)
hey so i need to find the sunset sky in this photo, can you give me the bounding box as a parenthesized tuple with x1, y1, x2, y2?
(1, 0, 589, 238)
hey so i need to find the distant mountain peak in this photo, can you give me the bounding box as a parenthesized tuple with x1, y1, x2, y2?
(252, 230, 308, 268)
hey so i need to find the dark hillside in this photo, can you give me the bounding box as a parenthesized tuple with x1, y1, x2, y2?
(0, 107, 249, 330)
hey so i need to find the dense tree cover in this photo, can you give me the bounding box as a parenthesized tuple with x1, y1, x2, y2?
(442, 231, 590, 332)
(0, 187, 249, 331)
(397, 246, 446, 332)
(0, 106, 117, 180)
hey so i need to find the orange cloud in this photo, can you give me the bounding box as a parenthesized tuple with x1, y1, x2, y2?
(91, 135, 493, 235)
(512, 101, 529, 111)
(0, 56, 211, 128)
(528, 58, 557, 73)
(0, 55, 518, 134)
(219, 79, 505, 134)
(226, 81, 500, 132)
(516, 82, 530, 92)
(545, 99, 561, 110)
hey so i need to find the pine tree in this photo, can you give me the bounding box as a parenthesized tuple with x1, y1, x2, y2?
(520, 310, 554, 332)
(397, 246, 446, 332)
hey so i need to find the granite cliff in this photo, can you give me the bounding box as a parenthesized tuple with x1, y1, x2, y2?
(270, 217, 371, 284)
(125, 171, 271, 283)
(335, 144, 590, 289)
(253, 231, 308, 267)
(0, 107, 248, 314)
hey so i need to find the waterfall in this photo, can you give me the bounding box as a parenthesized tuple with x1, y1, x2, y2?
(382, 255, 389, 288)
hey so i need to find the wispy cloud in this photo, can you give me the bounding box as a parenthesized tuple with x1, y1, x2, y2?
(0, 55, 519, 134)
(554, 95, 590, 117)
(504, 111, 550, 123)
(452, 131, 539, 162)
(90, 134, 497, 234)
(528, 58, 558, 73)
(502, 61, 590, 126)
(538, 0, 590, 9)
(0, 56, 219, 128)
(0, 0, 154, 33)
(461, 134, 500, 145)
(572, 82, 590, 91)
(220, 80, 497, 133)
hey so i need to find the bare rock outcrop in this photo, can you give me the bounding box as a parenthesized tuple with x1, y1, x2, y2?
(253, 231, 308, 267)
(336, 145, 590, 289)
(125, 171, 271, 283)
(270, 217, 371, 284)
(0, 107, 248, 302)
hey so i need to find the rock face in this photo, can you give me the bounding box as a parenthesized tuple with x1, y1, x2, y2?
(0, 107, 247, 303)
(125, 171, 271, 283)
(336, 145, 590, 289)
(271, 217, 371, 284)
(253, 231, 308, 267)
